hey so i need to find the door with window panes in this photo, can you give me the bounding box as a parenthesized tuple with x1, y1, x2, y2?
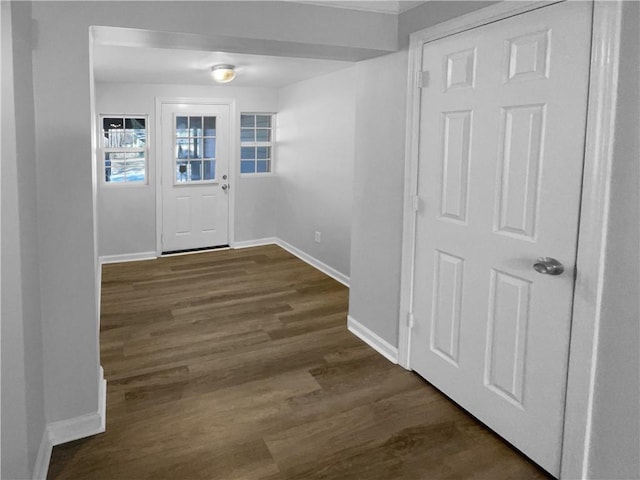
(161, 103, 230, 252)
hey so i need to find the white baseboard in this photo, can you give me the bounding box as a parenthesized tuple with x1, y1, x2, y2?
(32, 431, 53, 480)
(99, 252, 157, 264)
(98, 239, 349, 290)
(347, 315, 398, 364)
(33, 367, 107, 479)
(47, 367, 106, 445)
(232, 237, 278, 249)
(98, 365, 107, 433)
(276, 239, 350, 287)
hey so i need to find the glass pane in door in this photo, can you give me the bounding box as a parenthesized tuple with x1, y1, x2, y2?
(175, 115, 217, 183)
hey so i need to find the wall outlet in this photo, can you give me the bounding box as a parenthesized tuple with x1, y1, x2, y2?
(314, 231, 322, 243)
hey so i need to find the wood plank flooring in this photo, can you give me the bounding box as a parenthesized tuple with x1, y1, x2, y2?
(48, 245, 550, 480)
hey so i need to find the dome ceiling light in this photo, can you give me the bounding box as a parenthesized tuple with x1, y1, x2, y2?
(211, 64, 236, 83)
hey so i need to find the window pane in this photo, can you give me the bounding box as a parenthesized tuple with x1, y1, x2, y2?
(105, 152, 125, 161)
(256, 129, 271, 142)
(256, 160, 270, 173)
(204, 138, 216, 159)
(103, 117, 124, 131)
(241, 129, 255, 142)
(241, 115, 255, 128)
(126, 151, 145, 161)
(122, 132, 139, 148)
(134, 131, 146, 147)
(189, 116, 202, 136)
(176, 116, 189, 137)
(175, 139, 188, 159)
(241, 161, 256, 174)
(105, 152, 121, 182)
(190, 160, 202, 181)
(105, 152, 144, 183)
(108, 161, 127, 183)
(204, 116, 216, 136)
(203, 160, 215, 180)
(125, 118, 145, 130)
(256, 115, 271, 128)
(175, 139, 186, 159)
(256, 146, 270, 159)
(176, 162, 189, 183)
(241, 147, 255, 160)
(125, 159, 146, 182)
(103, 117, 124, 148)
(192, 138, 202, 159)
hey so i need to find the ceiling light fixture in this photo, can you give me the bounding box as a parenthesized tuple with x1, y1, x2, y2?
(211, 64, 236, 83)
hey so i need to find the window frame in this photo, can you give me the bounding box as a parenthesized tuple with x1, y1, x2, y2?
(172, 113, 219, 185)
(239, 113, 276, 177)
(100, 114, 149, 186)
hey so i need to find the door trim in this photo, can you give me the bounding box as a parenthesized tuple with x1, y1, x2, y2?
(154, 97, 237, 256)
(397, 1, 623, 478)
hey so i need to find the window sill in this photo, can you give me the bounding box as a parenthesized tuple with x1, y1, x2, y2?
(239, 173, 275, 179)
(102, 182, 150, 188)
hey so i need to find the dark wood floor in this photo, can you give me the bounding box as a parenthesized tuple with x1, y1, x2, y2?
(48, 245, 550, 479)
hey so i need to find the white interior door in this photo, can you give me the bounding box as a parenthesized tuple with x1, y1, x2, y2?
(409, 2, 592, 475)
(161, 103, 230, 252)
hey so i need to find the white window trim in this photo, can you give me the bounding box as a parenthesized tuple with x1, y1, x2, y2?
(172, 112, 219, 186)
(154, 97, 237, 257)
(240, 112, 276, 177)
(100, 114, 149, 186)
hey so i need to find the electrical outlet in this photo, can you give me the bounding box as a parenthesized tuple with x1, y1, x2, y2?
(315, 231, 322, 243)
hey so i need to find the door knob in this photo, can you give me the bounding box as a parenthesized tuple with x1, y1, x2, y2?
(221, 184, 228, 191)
(533, 257, 564, 276)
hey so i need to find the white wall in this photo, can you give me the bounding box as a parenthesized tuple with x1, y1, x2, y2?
(15, 1, 639, 478)
(28, 0, 399, 432)
(398, 1, 498, 48)
(351, 3, 640, 478)
(348, 1, 493, 347)
(1, 2, 46, 478)
(588, 2, 640, 478)
(348, 50, 408, 345)
(95, 82, 279, 258)
(276, 68, 356, 278)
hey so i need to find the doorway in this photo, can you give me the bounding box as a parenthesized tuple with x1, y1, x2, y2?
(158, 100, 232, 253)
(401, 1, 593, 476)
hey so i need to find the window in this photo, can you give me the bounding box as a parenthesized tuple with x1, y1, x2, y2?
(102, 116, 147, 184)
(174, 115, 217, 183)
(240, 113, 274, 174)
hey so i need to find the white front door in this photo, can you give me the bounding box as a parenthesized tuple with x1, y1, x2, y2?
(409, 2, 592, 475)
(161, 103, 230, 252)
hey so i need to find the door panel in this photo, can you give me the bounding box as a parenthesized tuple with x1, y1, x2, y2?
(409, 2, 593, 475)
(161, 104, 230, 252)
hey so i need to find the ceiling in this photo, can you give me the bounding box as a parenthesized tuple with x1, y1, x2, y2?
(92, 45, 355, 88)
(286, 1, 425, 14)
(93, 1, 424, 87)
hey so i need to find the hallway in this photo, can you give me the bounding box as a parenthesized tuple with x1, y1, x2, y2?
(48, 246, 549, 479)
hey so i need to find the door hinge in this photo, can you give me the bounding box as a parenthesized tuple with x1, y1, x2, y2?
(407, 312, 415, 328)
(411, 195, 420, 212)
(416, 70, 429, 89)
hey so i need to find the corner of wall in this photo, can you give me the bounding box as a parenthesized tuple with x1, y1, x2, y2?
(32, 366, 107, 480)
